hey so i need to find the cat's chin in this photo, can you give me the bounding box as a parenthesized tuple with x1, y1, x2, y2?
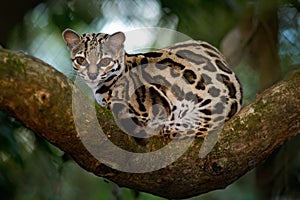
(85, 80, 99, 88)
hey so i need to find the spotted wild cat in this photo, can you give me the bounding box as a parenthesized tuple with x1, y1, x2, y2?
(62, 29, 242, 139)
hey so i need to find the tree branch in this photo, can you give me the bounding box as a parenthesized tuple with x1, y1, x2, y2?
(0, 48, 299, 199)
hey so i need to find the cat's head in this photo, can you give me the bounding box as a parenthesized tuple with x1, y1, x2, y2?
(62, 29, 125, 87)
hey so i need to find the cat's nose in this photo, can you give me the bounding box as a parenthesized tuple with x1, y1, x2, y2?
(88, 72, 99, 80)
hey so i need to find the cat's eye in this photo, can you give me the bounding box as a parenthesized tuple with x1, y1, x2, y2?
(99, 58, 113, 67)
(75, 57, 85, 65)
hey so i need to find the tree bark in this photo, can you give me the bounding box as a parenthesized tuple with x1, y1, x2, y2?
(0, 47, 299, 199)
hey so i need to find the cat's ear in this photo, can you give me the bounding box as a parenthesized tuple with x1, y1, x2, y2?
(62, 29, 81, 50)
(108, 32, 125, 51)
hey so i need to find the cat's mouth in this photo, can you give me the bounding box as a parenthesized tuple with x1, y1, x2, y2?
(86, 79, 98, 84)
(84, 79, 99, 86)
(84, 79, 99, 87)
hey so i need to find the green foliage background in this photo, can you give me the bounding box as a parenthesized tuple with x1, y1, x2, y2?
(0, 0, 299, 199)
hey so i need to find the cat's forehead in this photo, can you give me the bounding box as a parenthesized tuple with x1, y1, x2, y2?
(81, 32, 109, 44)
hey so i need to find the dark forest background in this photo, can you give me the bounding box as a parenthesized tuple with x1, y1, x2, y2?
(0, 0, 300, 199)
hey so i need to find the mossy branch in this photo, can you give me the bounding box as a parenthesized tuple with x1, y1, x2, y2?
(0, 48, 299, 199)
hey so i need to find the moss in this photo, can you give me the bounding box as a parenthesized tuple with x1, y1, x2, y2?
(220, 117, 243, 146)
(95, 104, 114, 122)
(252, 100, 269, 116)
(0, 52, 27, 76)
(231, 117, 242, 136)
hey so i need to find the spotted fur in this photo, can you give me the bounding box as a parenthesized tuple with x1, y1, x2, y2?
(63, 29, 243, 139)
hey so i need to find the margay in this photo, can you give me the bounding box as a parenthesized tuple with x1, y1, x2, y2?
(63, 29, 242, 140)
